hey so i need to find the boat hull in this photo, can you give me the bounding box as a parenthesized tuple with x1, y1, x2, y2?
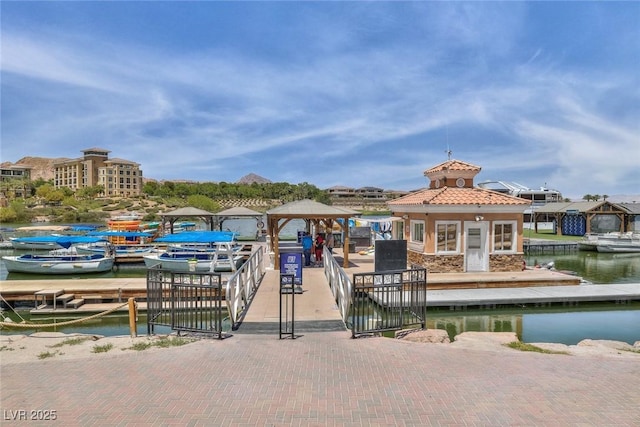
(596, 244, 640, 253)
(10, 239, 64, 250)
(2, 254, 115, 274)
(143, 252, 244, 273)
(75, 243, 158, 263)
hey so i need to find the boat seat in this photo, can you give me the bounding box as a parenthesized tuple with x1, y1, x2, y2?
(66, 299, 85, 309)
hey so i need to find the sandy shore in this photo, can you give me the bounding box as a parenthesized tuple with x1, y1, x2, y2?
(1, 330, 638, 365)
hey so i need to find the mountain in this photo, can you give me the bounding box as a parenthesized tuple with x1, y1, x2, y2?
(237, 173, 272, 185)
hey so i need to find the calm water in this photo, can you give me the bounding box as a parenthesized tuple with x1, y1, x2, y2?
(2, 221, 639, 344)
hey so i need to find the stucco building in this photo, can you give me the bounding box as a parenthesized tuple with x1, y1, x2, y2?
(53, 148, 143, 197)
(387, 159, 530, 273)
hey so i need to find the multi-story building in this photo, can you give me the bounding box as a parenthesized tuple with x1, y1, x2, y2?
(0, 164, 33, 198)
(54, 148, 143, 197)
(325, 185, 409, 204)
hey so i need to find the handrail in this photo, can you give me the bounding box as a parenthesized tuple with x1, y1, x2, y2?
(323, 247, 352, 323)
(225, 245, 266, 328)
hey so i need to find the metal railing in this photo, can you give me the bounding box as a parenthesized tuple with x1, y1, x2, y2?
(324, 247, 352, 323)
(147, 246, 265, 336)
(147, 267, 225, 337)
(226, 245, 266, 329)
(324, 246, 427, 338)
(350, 268, 427, 338)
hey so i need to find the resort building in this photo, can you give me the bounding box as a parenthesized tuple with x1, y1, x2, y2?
(325, 185, 409, 204)
(387, 159, 530, 273)
(0, 164, 33, 199)
(53, 148, 143, 197)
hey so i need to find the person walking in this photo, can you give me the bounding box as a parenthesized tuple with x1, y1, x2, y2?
(314, 233, 325, 267)
(302, 232, 313, 267)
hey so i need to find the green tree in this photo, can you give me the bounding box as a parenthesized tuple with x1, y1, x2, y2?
(0, 206, 18, 223)
(186, 194, 221, 212)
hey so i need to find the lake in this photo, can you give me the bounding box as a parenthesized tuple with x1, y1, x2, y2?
(2, 221, 639, 344)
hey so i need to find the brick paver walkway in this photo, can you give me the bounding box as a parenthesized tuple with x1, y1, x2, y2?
(2, 331, 639, 426)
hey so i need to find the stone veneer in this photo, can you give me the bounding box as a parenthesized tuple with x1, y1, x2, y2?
(408, 251, 524, 273)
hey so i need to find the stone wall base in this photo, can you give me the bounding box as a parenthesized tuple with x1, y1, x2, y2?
(408, 251, 524, 273)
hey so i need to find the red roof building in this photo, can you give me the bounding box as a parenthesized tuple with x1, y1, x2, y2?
(387, 159, 530, 273)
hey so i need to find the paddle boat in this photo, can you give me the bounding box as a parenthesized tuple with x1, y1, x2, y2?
(2, 246, 115, 274)
(143, 231, 245, 273)
(78, 230, 159, 263)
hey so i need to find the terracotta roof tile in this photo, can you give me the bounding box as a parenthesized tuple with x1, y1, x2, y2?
(388, 187, 531, 206)
(424, 159, 481, 175)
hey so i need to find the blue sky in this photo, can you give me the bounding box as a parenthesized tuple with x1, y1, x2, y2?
(1, 2, 638, 200)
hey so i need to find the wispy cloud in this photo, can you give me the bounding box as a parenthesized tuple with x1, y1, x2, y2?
(1, 2, 638, 198)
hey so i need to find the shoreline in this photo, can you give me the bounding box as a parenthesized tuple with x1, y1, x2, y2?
(1, 331, 639, 366)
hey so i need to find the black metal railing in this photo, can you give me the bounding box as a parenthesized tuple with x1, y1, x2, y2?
(171, 281, 224, 338)
(350, 267, 427, 338)
(147, 266, 225, 338)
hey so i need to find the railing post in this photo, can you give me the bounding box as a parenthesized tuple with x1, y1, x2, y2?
(279, 273, 296, 339)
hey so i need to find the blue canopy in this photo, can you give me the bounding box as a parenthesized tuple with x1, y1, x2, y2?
(55, 236, 105, 249)
(155, 231, 237, 243)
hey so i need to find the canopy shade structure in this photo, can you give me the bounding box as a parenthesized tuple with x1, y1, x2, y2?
(160, 207, 217, 234)
(214, 207, 265, 237)
(266, 199, 359, 269)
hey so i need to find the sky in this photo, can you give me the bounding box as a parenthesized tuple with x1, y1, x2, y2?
(1, 1, 638, 200)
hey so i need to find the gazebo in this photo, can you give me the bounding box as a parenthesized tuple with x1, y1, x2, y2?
(160, 207, 217, 234)
(266, 199, 358, 269)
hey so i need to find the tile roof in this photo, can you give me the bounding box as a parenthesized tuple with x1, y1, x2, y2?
(424, 159, 481, 175)
(387, 187, 531, 206)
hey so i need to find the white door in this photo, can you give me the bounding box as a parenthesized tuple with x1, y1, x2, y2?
(465, 222, 488, 272)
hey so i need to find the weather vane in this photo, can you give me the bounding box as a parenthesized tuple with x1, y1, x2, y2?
(445, 144, 452, 160)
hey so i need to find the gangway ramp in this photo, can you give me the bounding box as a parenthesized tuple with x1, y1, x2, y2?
(235, 267, 346, 334)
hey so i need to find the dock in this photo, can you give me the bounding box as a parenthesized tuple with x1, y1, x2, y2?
(1, 248, 638, 320)
(523, 239, 579, 254)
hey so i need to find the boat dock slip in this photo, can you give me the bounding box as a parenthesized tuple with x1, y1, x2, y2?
(2, 248, 638, 318)
(380, 283, 640, 309)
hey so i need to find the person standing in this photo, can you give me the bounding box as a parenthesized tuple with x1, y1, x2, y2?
(325, 232, 334, 254)
(314, 233, 325, 267)
(302, 232, 313, 267)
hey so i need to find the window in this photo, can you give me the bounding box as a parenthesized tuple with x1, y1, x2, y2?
(494, 221, 516, 252)
(410, 220, 425, 243)
(436, 222, 459, 253)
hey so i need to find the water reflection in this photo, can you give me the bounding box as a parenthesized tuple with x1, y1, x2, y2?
(428, 304, 640, 345)
(525, 251, 640, 284)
